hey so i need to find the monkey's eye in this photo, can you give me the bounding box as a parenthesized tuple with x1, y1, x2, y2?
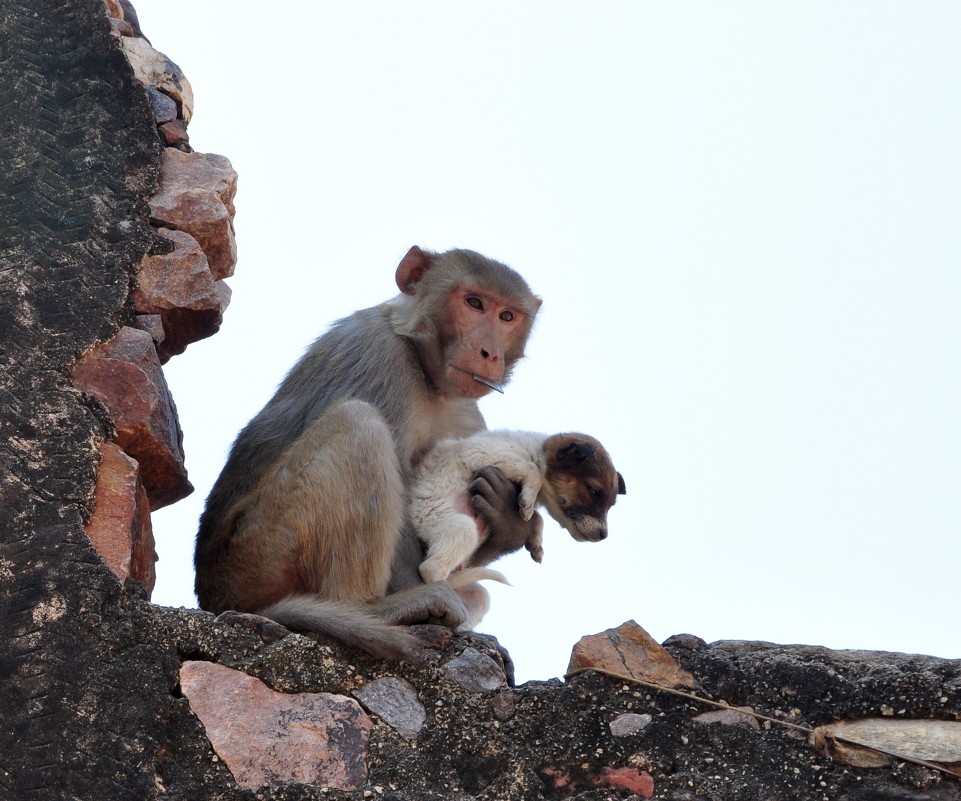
(499, 310, 515, 322)
(466, 296, 484, 311)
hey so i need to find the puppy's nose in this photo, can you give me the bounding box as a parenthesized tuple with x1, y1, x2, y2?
(597, 529, 608, 540)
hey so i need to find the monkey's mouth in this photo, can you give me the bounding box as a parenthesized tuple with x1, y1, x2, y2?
(471, 374, 504, 394)
(449, 365, 505, 394)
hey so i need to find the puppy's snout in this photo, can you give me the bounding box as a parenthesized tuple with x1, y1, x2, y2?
(597, 529, 608, 541)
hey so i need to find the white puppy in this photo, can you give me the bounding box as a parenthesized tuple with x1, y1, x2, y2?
(411, 429, 625, 629)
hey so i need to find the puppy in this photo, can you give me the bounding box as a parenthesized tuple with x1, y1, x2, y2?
(412, 430, 626, 627)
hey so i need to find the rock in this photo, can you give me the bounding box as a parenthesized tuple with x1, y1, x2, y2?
(83, 441, 156, 594)
(567, 619, 697, 690)
(159, 119, 190, 149)
(812, 718, 961, 770)
(610, 712, 654, 736)
(133, 228, 226, 361)
(134, 313, 165, 347)
(595, 766, 656, 797)
(149, 148, 238, 279)
(443, 646, 508, 692)
(353, 676, 426, 741)
(214, 611, 291, 644)
(541, 764, 655, 799)
(693, 706, 761, 729)
(490, 691, 517, 722)
(119, 35, 194, 122)
(72, 326, 192, 509)
(179, 661, 371, 790)
(662, 632, 708, 651)
(145, 87, 177, 125)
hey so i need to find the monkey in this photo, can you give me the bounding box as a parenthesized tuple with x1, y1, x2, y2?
(194, 246, 542, 659)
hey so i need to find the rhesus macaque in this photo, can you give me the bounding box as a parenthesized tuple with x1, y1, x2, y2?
(194, 246, 542, 659)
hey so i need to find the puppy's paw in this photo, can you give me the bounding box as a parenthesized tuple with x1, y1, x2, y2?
(526, 542, 544, 563)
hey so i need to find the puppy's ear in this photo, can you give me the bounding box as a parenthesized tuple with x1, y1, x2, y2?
(617, 472, 626, 495)
(557, 440, 598, 464)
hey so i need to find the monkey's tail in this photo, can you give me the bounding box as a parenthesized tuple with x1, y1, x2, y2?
(258, 596, 422, 661)
(446, 567, 511, 588)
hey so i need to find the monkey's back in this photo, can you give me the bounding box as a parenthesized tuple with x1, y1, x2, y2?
(194, 305, 422, 609)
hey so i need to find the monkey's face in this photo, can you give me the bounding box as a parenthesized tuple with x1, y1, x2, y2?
(439, 286, 535, 399)
(541, 434, 626, 543)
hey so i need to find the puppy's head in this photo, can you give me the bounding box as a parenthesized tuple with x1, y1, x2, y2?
(541, 433, 626, 543)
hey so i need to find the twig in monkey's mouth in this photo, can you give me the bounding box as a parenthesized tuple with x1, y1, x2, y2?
(472, 374, 505, 394)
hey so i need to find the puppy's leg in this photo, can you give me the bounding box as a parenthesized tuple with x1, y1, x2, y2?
(525, 511, 545, 563)
(490, 458, 543, 521)
(418, 512, 481, 584)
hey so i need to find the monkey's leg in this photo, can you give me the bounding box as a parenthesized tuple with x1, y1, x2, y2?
(239, 398, 406, 604)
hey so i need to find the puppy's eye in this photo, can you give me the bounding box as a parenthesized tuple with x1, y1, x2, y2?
(588, 487, 601, 500)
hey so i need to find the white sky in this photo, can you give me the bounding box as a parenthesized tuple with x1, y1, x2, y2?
(137, 2, 960, 684)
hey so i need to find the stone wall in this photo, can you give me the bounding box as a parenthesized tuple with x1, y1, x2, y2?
(0, 3, 958, 800)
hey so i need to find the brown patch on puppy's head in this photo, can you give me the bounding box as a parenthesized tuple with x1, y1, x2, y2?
(541, 433, 626, 543)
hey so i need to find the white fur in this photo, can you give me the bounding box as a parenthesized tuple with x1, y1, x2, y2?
(411, 430, 549, 586)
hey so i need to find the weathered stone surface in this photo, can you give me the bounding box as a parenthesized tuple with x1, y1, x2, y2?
(83, 441, 156, 594)
(354, 676, 426, 741)
(133, 228, 226, 360)
(567, 619, 697, 690)
(693, 705, 761, 729)
(149, 148, 238, 279)
(179, 661, 371, 790)
(812, 718, 961, 770)
(134, 313, 165, 346)
(145, 86, 178, 125)
(610, 712, 653, 736)
(72, 326, 192, 509)
(541, 763, 656, 799)
(119, 35, 194, 122)
(443, 646, 508, 692)
(158, 118, 190, 148)
(596, 766, 656, 797)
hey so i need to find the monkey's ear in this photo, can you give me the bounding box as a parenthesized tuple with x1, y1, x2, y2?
(395, 246, 433, 295)
(557, 441, 598, 464)
(616, 472, 626, 495)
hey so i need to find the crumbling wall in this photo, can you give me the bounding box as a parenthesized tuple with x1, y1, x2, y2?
(0, 3, 958, 800)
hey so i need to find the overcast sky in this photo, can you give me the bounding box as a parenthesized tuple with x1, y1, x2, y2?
(136, 2, 960, 683)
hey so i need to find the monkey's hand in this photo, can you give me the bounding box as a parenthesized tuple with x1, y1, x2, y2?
(468, 466, 542, 565)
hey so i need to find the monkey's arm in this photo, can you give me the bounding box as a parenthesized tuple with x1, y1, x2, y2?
(466, 466, 542, 566)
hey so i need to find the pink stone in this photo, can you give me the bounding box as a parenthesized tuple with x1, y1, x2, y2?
(596, 766, 655, 797)
(133, 228, 225, 361)
(566, 620, 696, 690)
(72, 326, 191, 509)
(179, 661, 371, 790)
(149, 148, 237, 279)
(84, 441, 156, 594)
